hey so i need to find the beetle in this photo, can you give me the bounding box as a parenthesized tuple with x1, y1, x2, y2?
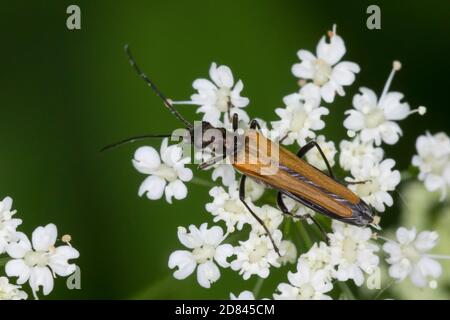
(105, 45, 379, 255)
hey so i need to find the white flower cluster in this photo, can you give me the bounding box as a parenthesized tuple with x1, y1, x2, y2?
(172, 62, 250, 128)
(130, 24, 447, 299)
(291, 24, 360, 103)
(383, 227, 442, 288)
(274, 221, 378, 300)
(337, 58, 426, 212)
(169, 201, 289, 288)
(271, 84, 329, 146)
(133, 138, 193, 203)
(412, 132, 450, 201)
(0, 196, 79, 300)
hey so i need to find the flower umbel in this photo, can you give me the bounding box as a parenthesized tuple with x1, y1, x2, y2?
(344, 61, 426, 146)
(5, 223, 79, 299)
(412, 132, 450, 201)
(347, 158, 401, 212)
(0, 276, 27, 300)
(168, 223, 233, 288)
(172, 62, 250, 127)
(339, 136, 384, 171)
(272, 84, 329, 146)
(328, 221, 379, 287)
(133, 138, 193, 203)
(0, 196, 21, 254)
(291, 24, 360, 103)
(383, 227, 443, 288)
(274, 259, 332, 300)
(231, 231, 282, 280)
(206, 182, 251, 233)
(121, 23, 449, 300)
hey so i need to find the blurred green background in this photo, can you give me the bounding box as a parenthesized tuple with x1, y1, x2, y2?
(0, 0, 449, 299)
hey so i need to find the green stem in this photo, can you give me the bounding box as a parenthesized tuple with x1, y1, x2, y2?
(252, 277, 265, 299)
(373, 280, 395, 300)
(190, 177, 215, 188)
(283, 217, 292, 235)
(338, 282, 356, 300)
(296, 221, 313, 248)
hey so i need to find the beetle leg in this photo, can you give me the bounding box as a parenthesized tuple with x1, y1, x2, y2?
(198, 155, 226, 170)
(305, 215, 329, 244)
(232, 113, 239, 132)
(343, 180, 371, 185)
(298, 142, 370, 186)
(277, 192, 329, 244)
(297, 140, 334, 178)
(239, 175, 281, 256)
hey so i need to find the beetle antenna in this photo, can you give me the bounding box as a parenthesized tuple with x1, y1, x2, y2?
(101, 134, 171, 152)
(124, 45, 193, 130)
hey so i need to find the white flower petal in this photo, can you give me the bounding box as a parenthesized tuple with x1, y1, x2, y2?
(379, 121, 402, 145)
(32, 224, 57, 252)
(215, 244, 234, 268)
(211, 165, 236, 187)
(419, 257, 442, 279)
(5, 259, 30, 284)
(0, 196, 13, 213)
(132, 146, 161, 174)
(388, 261, 410, 281)
(353, 87, 378, 111)
(320, 82, 337, 103)
(168, 250, 196, 280)
(202, 225, 224, 247)
(138, 175, 166, 200)
(193, 78, 217, 91)
(410, 267, 427, 287)
(200, 108, 222, 126)
(316, 34, 346, 65)
(424, 174, 444, 192)
(6, 232, 31, 258)
(210, 63, 234, 88)
(230, 80, 249, 108)
(343, 111, 365, 131)
(292, 62, 315, 79)
(165, 180, 188, 203)
(29, 266, 54, 296)
(177, 225, 203, 249)
(176, 166, 193, 182)
(300, 83, 321, 107)
(331, 61, 360, 85)
(414, 231, 438, 251)
(396, 227, 416, 244)
(297, 49, 316, 62)
(49, 246, 80, 277)
(197, 261, 220, 288)
(381, 92, 410, 120)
